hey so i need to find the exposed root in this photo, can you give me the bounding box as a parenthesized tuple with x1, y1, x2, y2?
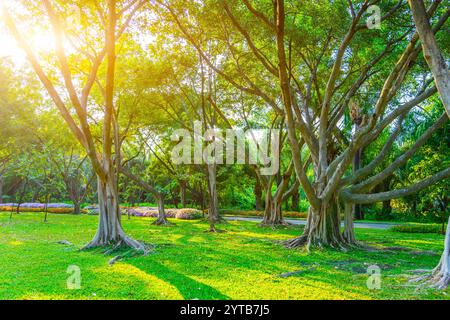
(410, 270, 450, 290)
(430, 274, 450, 290)
(284, 234, 357, 252)
(81, 235, 151, 255)
(408, 269, 432, 275)
(205, 224, 226, 233)
(152, 217, 174, 226)
(284, 235, 308, 249)
(342, 239, 362, 249)
(108, 255, 122, 266)
(260, 220, 292, 228)
(409, 258, 450, 290)
(56, 240, 73, 246)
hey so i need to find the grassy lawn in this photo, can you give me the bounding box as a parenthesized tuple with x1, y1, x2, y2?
(0, 212, 448, 300)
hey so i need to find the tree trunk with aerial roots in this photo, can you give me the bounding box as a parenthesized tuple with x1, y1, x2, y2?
(83, 176, 149, 254)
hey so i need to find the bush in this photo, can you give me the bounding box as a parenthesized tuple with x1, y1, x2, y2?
(124, 207, 202, 220)
(390, 223, 446, 234)
(0, 203, 76, 214)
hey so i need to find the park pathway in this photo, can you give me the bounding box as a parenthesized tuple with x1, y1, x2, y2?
(224, 216, 399, 230)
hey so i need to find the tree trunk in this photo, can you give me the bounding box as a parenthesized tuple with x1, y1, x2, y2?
(285, 199, 345, 249)
(180, 180, 187, 208)
(73, 201, 81, 215)
(343, 202, 357, 244)
(254, 177, 263, 211)
(408, 0, 450, 117)
(353, 148, 364, 220)
(152, 195, 170, 225)
(206, 164, 221, 232)
(261, 190, 287, 226)
(44, 194, 49, 223)
(291, 188, 299, 211)
(427, 215, 450, 289)
(14, 178, 28, 216)
(83, 175, 147, 253)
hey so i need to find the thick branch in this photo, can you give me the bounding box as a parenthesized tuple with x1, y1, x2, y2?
(342, 167, 450, 204)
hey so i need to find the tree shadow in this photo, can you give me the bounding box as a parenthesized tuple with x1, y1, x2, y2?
(128, 259, 230, 300)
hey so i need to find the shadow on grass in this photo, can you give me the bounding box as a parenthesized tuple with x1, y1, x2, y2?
(129, 259, 230, 300)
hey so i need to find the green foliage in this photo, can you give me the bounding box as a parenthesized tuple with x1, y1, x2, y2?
(391, 223, 447, 235)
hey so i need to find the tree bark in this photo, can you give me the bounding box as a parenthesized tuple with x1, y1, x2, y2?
(73, 201, 82, 215)
(254, 176, 263, 211)
(180, 180, 187, 208)
(424, 215, 450, 289)
(285, 199, 345, 249)
(152, 194, 170, 225)
(261, 189, 286, 226)
(409, 0, 450, 289)
(206, 164, 221, 232)
(83, 175, 148, 252)
(343, 202, 357, 244)
(44, 194, 50, 223)
(408, 0, 450, 117)
(353, 147, 363, 220)
(291, 188, 299, 212)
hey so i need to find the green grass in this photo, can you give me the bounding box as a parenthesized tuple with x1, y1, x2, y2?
(0, 212, 448, 300)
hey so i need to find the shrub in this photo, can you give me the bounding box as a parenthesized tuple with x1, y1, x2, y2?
(0, 204, 75, 214)
(390, 223, 446, 235)
(124, 207, 202, 220)
(175, 209, 203, 220)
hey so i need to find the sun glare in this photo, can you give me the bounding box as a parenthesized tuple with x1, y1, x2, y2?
(0, 27, 58, 66)
(0, 1, 64, 66)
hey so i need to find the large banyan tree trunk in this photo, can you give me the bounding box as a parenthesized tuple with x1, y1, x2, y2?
(285, 198, 347, 249)
(427, 216, 450, 289)
(83, 175, 147, 253)
(261, 190, 287, 226)
(262, 195, 281, 226)
(260, 163, 295, 227)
